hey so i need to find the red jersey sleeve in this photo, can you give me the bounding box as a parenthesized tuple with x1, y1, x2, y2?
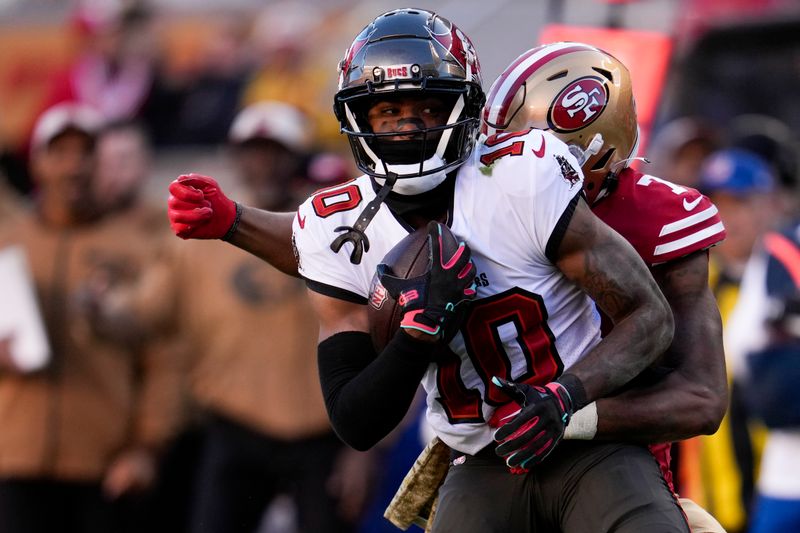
(592, 168, 726, 266)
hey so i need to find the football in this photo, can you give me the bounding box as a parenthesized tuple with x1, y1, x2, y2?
(367, 223, 464, 351)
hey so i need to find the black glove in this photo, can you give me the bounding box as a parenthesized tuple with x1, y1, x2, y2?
(378, 221, 477, 340)
(492, 376, 578, 471)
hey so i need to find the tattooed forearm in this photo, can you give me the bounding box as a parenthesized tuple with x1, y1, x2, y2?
(593, 250, 727, 442)
(652, 250, 708, 300)
(580, 237, 640, 319)
(555, 200, 674, 402)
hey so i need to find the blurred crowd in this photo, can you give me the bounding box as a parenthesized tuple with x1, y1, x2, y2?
(0, 0, 799, 533)
(0, 0, 355, 198)
(646, 113, 800, 533)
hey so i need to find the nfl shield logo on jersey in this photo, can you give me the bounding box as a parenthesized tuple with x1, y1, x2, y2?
(369, 276, 388, 310)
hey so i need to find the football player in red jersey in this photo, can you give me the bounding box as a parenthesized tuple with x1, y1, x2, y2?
(483, 42, 728, 531)
(167, 10, 692, 532)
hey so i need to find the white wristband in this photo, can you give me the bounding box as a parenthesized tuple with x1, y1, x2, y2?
(564, 401, 598, 440)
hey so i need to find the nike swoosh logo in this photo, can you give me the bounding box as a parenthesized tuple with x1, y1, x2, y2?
(683, 196, 702, 211)
(531, 135, 546, 158)
(296, 211, 306, 229)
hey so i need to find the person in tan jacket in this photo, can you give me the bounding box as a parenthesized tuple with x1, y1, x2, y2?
(179, 102, 375, 533)
(0, 103, 184, 533)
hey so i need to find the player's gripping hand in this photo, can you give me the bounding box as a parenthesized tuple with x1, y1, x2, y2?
(492, 377, 575, 471)
(167, 174, 241, 240)
(378, 221, 477, 340)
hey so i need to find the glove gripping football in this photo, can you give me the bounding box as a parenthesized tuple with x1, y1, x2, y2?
(378, 221, 476, 340)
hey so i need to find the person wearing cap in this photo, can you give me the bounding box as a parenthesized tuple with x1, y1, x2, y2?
(700, 148, 778, 285)
(675, 148, 779, 532)
(176, 101, 374, 533)
(0, 103, 185, 533)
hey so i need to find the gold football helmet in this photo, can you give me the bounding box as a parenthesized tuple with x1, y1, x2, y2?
(483, 42, 638, 204)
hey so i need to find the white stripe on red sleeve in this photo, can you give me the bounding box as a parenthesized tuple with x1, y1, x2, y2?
(654, 222, 726, 257)
(658, 205, 719, 237)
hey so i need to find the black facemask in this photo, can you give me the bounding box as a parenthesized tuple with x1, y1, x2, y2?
(370, 137, 441, 165)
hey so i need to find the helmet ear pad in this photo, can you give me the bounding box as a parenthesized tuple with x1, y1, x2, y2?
(582, 146, 619, 204)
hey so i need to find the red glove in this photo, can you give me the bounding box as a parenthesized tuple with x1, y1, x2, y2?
(167, 174, 240, 240)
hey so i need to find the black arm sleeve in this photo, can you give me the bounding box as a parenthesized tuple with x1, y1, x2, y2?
(318, 330, 435, 451)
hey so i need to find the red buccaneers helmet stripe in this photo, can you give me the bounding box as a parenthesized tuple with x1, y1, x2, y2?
(486, 43, 598, 128)
(338, 34, 369, 90)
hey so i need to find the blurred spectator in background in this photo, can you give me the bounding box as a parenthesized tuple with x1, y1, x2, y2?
(0, 102, 184, 533)
(701, 149, 779, 284)
(677, 148, 779, 532)
(648, 116, 724, 188)
(146, 14, 252, 146)
(726, 219, 800, 533)
(94, 117, 198, 533)
(302, 150, 355, 194)
(175, 102, 374, 533)
(730, 114, 800, 218)
(224, 102, 310, 210)
(43, 1, 158, 124)
(94, 119, 153, 214)
(241, 1, 341, 146)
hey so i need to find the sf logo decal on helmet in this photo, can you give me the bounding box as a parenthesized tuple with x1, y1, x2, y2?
(369, 278, 388, 310)
(549, 77, 608, 132)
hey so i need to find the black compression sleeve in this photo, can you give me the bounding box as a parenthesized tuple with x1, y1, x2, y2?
(318, 330, 435, 451)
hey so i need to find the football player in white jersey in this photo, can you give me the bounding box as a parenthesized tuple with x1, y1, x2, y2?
(167, 9, 690, 532)
(482, 43, 729, 533)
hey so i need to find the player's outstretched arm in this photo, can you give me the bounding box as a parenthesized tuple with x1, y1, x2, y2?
(581, 250, 726, 442)
(228, 206, 297, 277)
(167, 174, 299, 277)
(555, 199, 675, 404)
(309, 291, 435, 452)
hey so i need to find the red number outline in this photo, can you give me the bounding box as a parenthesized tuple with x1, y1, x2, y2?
(480, 130, 530, 166)
(311, 183, 362, 218)
(434, 287, 563, 424)
(484, 129, 530, 147)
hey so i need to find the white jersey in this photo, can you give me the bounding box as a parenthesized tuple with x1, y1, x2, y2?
(293, 129, 601, 454)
